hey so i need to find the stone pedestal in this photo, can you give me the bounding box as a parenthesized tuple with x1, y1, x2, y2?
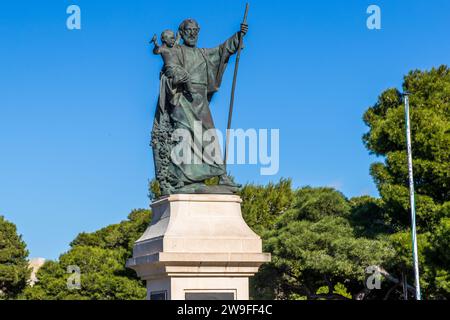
(126, 194, 270, 300)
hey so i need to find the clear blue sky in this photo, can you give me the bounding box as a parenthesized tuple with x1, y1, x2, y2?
(1, 0, 449, 260)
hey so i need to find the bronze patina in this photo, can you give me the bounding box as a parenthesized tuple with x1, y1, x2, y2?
(151, 18, 248, 196)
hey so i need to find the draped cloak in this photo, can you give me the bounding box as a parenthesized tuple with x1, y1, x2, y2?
(151, 33, 241, 195)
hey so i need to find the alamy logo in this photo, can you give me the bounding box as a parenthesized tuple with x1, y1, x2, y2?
(365, 265, 382, 290)
(366, 5, 381, 30)
(67, 265, 81, 290)
(66, 5, 81, 30)
(170, 121, 280, 176)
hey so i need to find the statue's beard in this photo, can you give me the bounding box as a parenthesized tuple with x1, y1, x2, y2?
(183, 36, 198, 47)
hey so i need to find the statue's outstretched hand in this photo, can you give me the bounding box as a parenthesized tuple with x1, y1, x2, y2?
(240, 23, 248, 36)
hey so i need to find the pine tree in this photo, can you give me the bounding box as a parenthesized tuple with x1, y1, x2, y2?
(0, 216, 30, 299)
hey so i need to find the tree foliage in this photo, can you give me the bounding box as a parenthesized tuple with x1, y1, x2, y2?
(21, 209, 151, 300)
(239, 178, 295, 234)
(0, 215, 30, 299)
(250, 187, 395, 300)
(362, 65, 450, 299)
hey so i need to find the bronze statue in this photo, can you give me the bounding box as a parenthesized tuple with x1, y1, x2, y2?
(151, 18, 248, 196)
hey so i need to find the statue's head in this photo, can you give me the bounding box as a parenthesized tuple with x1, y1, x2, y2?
(161, 30, 176, 48)
(179, 19, 200, 47)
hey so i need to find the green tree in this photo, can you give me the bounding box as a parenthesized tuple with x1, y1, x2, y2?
(21, 209, 151, 300)
(239, 178, 295, 234)
(251, 187, 395, 300)
(362, 65, 450, 299)
(0, 215, 30, 299)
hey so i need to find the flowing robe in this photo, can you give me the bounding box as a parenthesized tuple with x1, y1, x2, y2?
(152, 33, 241, 195)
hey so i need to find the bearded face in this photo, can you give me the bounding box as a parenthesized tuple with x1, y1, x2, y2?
(180, 21, 200, 47)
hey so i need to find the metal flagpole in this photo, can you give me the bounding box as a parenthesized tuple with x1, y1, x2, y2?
(403, 93, 422, 300)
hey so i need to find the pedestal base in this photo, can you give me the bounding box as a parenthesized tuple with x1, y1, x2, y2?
(126, 194, 270, 300)
(147, 276, 248, 300)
